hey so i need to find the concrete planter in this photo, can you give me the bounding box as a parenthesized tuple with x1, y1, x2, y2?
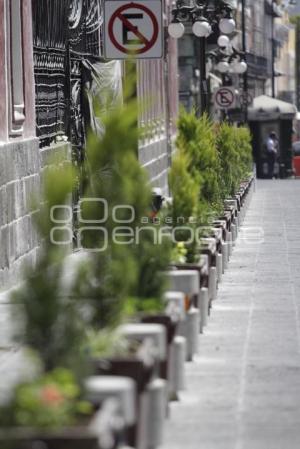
(85, 376, 136, 427)
(164, 291, 186, 323)
(140, 315, 177, 387)
(118, 324, 167, 364)
(0, 427, 103, 449)
(93, 358, 154, 395)
(85, 376, 136, 448)
(0, 402, 125, 449)
(164, 270, 199, 299)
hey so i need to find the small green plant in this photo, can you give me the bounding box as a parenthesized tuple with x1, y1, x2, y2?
(74, 86, 172, 323)
(0, 368, 92, 429)
(171, 242, 188, 264)
(13, 158, 87, 375)
(86, 328, 130, 358)
(169, 150, 200, 222)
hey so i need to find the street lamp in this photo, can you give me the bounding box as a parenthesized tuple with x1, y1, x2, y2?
(219, 17, 236, 34)
(168, 21, 185, 38)
(217, 60, 230, 73)
(209, 44, 248, 75)
(192, 19, 212, 38)
(168, 0, 236, 114)
(217, 34, 230, 48)
(234, 60, 247, 74)
(168, 1, 236, 39)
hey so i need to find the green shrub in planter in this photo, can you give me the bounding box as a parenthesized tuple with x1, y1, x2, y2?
(169, 150, 200, 223)
(168, 151, 200, 262)
(216, 123, 253, 197)
(129, 226, 172, 313)
(235, 126, 253, 179)
(176, 110, 222, 218)
(13, 158, 87, 375)
(169, 109, 224, 262)
(216, 122, 241, 198)
(0, 368, 92, 429)
(75, 92, 172, 324)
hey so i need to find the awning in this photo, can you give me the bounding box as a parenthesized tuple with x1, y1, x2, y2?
(248, 95, 297, 121)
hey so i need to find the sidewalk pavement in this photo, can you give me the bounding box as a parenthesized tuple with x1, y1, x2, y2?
(162, 179, 300, 449)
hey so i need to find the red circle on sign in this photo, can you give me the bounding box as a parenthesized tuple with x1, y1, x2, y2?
(108, 3, 159, 55)
(216, 88, 234, 108)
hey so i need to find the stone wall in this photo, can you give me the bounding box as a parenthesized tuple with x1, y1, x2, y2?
(0, 138, 40, 290)
(0, 141, 71, 291)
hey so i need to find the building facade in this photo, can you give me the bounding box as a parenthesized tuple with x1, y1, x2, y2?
(0, 0, 179, 291)
(275, 9, 296, 104)
(0, 0, 40, 290)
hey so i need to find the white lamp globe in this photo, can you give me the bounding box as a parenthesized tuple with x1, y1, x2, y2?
(235, 61, 247, 74)
(192, 20, 212, 38)
(219, 18, 236, 35)
(229, 60, 238, 72)
(168, 22, 185, 39)
(217, 61, 230, 73)
(217, 35, 230, 48)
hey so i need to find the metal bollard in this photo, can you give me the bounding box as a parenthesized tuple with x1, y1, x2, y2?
(231, 223, 237, 244)
(208, 267, 217, 302)
(144, 378, 167, 449)
(198, 287, 209, 332)
(216, 253, 223, 284)
(226, 230, 232, 258)
(185, 307, 200, 361)
(236, 211, 241, 229)
(168, 336, 186, 396)
(221, 242, 228, 272)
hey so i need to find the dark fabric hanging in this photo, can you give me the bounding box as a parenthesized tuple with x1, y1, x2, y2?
(32, 0, 103, 160)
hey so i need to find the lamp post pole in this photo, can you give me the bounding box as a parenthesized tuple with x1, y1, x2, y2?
(241, 0, 248, 123)
(271, 0, 276, 98)
(199, 36, 208, 115)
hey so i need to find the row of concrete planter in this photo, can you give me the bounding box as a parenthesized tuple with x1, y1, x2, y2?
(0, 176, 255, 449)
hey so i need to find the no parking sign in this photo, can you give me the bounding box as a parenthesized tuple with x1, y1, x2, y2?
(214, 87, 237, 110)
(104, 0, 163, 59)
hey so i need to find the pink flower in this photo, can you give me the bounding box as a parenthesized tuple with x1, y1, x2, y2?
(40, 385, 65, 406)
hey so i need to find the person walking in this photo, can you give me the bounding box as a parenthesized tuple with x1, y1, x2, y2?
(266, 131, 278, 179)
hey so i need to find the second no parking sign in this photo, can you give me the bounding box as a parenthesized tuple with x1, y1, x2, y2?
(104, 0, 163, 59)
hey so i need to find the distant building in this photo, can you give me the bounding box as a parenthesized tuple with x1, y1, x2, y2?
(275, 9, 296, 104)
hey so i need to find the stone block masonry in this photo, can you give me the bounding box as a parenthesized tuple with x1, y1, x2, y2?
(0, 140, 71, 291)
(0, 138, 40, 290)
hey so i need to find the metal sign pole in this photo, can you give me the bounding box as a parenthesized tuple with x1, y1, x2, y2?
(241, 0, 248, 123)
